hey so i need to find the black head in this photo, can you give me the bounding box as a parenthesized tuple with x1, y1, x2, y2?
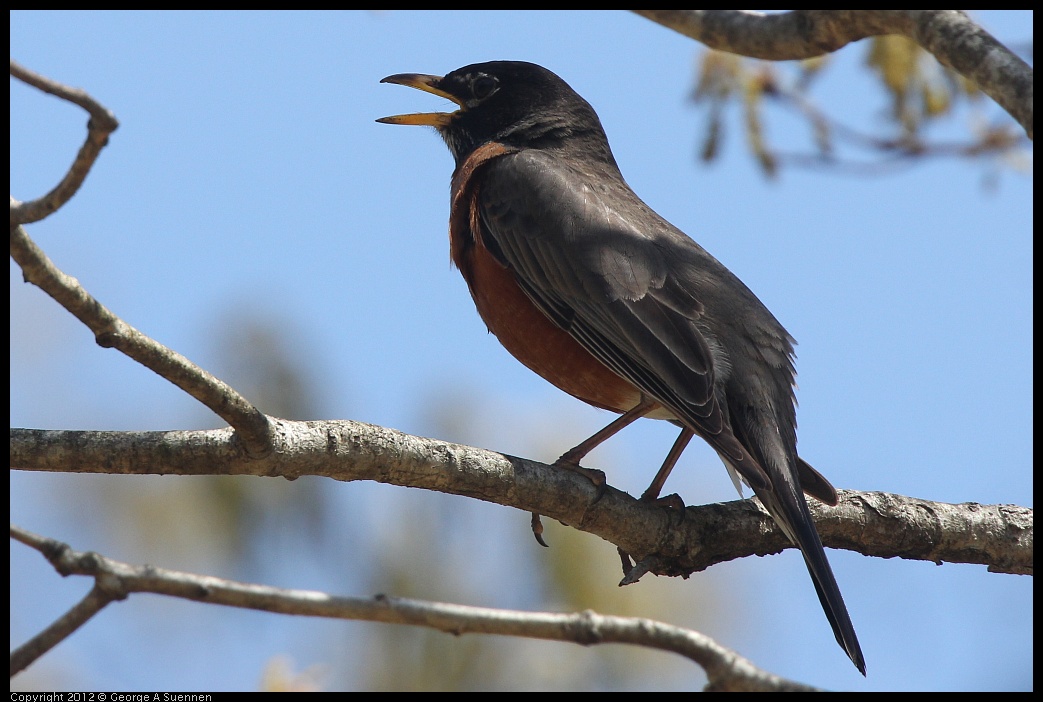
(378, 61, 613, 167)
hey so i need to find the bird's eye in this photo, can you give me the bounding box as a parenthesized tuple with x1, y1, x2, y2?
(471, 75, 498, 100)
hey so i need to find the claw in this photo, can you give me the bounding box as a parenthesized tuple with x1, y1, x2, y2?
(619, 554, 653, 586)
(617, 546, 634, 577)
(530, 511, 550, 547)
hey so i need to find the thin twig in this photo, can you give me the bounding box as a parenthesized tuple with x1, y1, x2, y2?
(9, 585, 116, 677)
(9, 59, 120, 225)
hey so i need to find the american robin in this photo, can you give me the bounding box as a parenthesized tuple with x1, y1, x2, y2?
(378, 60, 865, 675)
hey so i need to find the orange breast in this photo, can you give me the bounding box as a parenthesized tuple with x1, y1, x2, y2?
(448, 141, 641, 415)
(463, 239, 642, 413)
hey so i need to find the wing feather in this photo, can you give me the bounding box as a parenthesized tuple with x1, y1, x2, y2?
(477, 151, 779, 489)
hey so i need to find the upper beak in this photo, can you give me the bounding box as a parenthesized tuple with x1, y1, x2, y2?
(377, 73, 462, 127)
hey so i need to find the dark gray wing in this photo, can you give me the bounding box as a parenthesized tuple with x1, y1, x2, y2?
(477, 150, 778, 490)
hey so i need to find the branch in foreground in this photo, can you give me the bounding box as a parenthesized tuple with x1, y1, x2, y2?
(9, 525, 818, 691)
(633, 10, 1033, 140)
(10, 423, 1033, 577)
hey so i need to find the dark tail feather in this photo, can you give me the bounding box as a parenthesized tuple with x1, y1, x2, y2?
(797, 457, 838, 506)
(760, 485, 866, 675)
(799, 523, 867, 675)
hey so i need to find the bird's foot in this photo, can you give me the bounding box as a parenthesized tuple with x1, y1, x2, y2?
(616, 493, 687, 579)
(530, 511, 550, 548)
(529, 458, 608, 547)
(617, 549, 658, 585)
(553, 455, 608, 504)
(644, 491, 686, 525)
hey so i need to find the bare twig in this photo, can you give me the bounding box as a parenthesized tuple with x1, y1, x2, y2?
(9, 59, 120, 225)
(10, 525, 818, 691)
(9, 585, 116, 677)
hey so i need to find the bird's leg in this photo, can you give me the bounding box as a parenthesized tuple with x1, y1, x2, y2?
(620, 427, 694, 578)
(553, 396, 660, 498)
(640, 426, 694, 505)
(530, 397, 659, 547)
(556, 396, 659, 467)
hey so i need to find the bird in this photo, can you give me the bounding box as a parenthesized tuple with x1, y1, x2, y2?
(378, 60, 865, 675)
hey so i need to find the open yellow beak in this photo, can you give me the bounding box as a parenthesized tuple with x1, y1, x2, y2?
(377, 73, 462, 127)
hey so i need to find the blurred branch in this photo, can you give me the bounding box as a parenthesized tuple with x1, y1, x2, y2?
(760, 52, 1028, 176)
(10, 425, 1033, 577)
(634, 10, 1032, 139)
(7, 525, 815, 691)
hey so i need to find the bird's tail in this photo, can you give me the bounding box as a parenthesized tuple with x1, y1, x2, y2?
(756, 477, 866, 676)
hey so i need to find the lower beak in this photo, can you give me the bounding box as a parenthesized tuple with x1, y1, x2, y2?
(377, 73, 461, 127)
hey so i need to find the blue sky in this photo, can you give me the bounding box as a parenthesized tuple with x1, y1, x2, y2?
(11, 10, 1032, 692)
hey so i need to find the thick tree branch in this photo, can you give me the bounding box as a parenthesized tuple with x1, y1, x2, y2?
(10, 424, 1033, 577)
(633, 10, 1033, 139)
(7, 525, 819, 691)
